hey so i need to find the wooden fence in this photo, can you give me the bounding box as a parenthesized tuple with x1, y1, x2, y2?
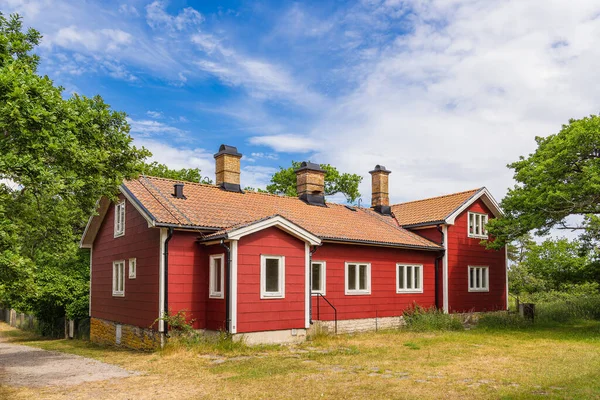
(0, 307, 89, 339)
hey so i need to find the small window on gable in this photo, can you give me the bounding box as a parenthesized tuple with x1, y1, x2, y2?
(469, 266, 489, 292)
(397, 264, 423, 293)
(113, 260, 125, 296)
(114, 201, 126, 238)
(311, 261, 326, 295)
(468, 212, 488, 238)
(128, 258, 136, 279)
(209, 254, 225, 299)
(345, 262, 371, 295)
(261, 255, 285, 299)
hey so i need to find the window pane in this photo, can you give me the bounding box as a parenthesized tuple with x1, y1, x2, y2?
(482, 268, 487, 289)
(406, 266, 413, 289)
(414, 267, 421, 289)
(214, 258, 222, 292)
(469, 213, 474, 234)
(265, 258, 280, 292)
(312, 263, 321, 291)
(348, 264, 356, 290)
(470, 268, 474, 289)
(359, 265, 367, 290)
(476, 268, 481, 288)
(398, 266, 405, 289)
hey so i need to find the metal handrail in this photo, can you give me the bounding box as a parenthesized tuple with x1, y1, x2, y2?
(315, 293, 337, 334)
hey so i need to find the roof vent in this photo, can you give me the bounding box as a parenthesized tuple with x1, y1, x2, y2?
(173, 183, 186, 199)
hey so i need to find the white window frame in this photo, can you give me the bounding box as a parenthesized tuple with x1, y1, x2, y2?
(209, 253, 225, 299)
(128, 258, 136, 279)
(468, 266, 489, 292)
(396, 263, 423, 293)
(311, 261, 326, 295)
(114, 200, 126, 238)
(112, 260, 125, 297)
(260, 255, 285, 299)
(345, 262, 371, 295)
(468, 212, 488, 239)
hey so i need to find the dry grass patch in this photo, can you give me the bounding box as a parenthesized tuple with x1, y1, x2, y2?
(1, 321, 600, 399)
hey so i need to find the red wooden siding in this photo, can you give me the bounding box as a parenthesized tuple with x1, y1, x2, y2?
(447, 199, 506, 312)
(91, 195, 160, 328)
(236, 227, 306, 333)
(167, 231, 207, 329)
(205, 244, 227, 331)
(311, 243, 437, 321)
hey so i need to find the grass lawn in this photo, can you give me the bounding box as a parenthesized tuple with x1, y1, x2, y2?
(1, 321, 600, 399)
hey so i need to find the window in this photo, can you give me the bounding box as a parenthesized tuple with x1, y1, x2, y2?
(468, 212, 488, 238)
(397, 264, 423, 293)
(311, 261, 326, 295)
(469, 266, 489, 292)
(345, 262, 371, 295)
(209, 254, 225, 299)
(260, 255, 285, 298)
(114, 201, 126, 237)
(128, 258, 136, 279)
(112, 260, 125, 296)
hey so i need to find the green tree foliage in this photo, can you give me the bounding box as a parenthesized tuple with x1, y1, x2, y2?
(142, 161, 213, 183)
(487, 115, 600, 248)
(0, 14, 152, 330)
(266, 161, 363, 203)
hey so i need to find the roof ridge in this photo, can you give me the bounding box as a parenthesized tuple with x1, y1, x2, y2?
(136, 175, 362, 207)
(392, 188, 482, 206)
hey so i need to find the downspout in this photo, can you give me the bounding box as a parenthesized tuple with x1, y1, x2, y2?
(435, 225, 445, 310)
(220, 240, 231, 333)
(163, 227, 174, 337)
(309, 245, 320, 325)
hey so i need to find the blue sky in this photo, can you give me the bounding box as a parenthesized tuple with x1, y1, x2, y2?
(4, 0, 600, 209)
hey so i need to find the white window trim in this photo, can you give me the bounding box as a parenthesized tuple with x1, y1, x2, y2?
(468, 265, 490, 292)
(128, 258, 136, 279)
(114, 200, 126, 238)
(209, 253, 225, 299)
(311, 261, 326, 296)
(112, 260, 125, 297)
(344, 262, 371, 295)
(396, 263, 424, 294)
(260, 255, 285, 299)
(468, 211, 488, 239)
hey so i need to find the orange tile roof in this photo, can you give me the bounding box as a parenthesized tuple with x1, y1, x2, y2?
(391, 188, 482, 226)
(123, 176, 441, 250)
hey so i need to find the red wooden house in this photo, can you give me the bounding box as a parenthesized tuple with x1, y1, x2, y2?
(80, 145, 506, 348)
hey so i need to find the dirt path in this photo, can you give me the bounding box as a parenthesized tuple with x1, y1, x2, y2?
(0, 338, 137, 387)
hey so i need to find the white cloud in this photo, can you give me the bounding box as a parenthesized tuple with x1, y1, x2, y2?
(127, 117, 186, 138)
(134, 138, 214, 180)
(241, 165, 278, 190)
(146, 111, 164, 119)
(250, 152, 279, 160)
(118, 4, 139, 16)
(146, 1, 204, 31)
(249, 134, 317, 153)
(51, 26, 133, 52)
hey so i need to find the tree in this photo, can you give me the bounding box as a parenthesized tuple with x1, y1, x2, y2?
(487, 115, 600, 249)
(141, 161, 212, 183)
(266, 161, 363, 203)
(0, 14, 149, 331)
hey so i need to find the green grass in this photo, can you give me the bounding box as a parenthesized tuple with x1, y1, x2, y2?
(2, 320, 600, 399)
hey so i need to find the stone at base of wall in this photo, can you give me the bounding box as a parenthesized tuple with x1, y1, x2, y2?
(232, 328, 307, 345)
(310, 316, 405, 335)
(90, 317, 160, 350)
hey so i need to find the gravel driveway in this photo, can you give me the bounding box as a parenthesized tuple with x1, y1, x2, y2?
(0, 339, 137, 387)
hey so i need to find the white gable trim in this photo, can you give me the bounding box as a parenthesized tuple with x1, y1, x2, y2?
(445, 188, 502, 225)
(230, 240, 239, 334)
(226, 215, 321, 246)
(442, 225, 449, 313)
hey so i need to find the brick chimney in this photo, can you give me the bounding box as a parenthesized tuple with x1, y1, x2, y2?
(369, 165, 391, 215)
(214, 144, 243, 192)
(295, 161, 326, 206)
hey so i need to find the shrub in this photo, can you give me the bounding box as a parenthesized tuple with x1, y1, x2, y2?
(402, 304, 463, 332)
(476, 312, 532, 330)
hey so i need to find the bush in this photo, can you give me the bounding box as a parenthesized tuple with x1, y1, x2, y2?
(402, 304, 463, 332)
(477, 312, 532, 330)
